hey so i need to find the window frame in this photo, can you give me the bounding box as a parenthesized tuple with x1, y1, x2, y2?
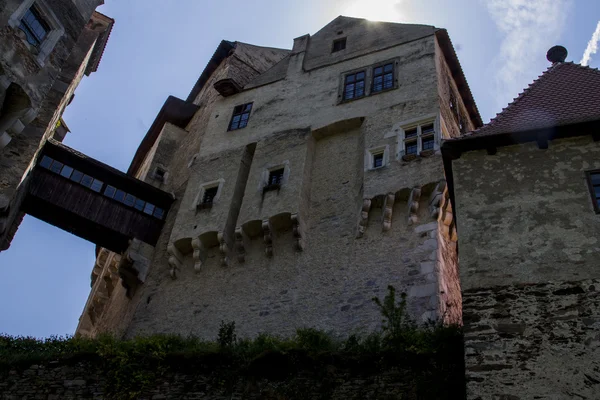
(399, 119, 438, 160)
(228, 102, 253, 131)
(332, 37, 347, 53)
(8, 0, 65, 67)
(371, 62, 395, 94)
(193, 179, 224, 211)
(585, 170, 600, 214)
(342, 70, 366, 102)
(19, 6, 50, 47)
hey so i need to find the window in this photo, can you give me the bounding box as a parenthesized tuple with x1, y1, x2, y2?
(401, 121, 437, 159)
(586, 170, 600, 213)
(202, 186, 219, 205)
(229, 103, 253, 131)
(143, 203, 155, 215)
(59, 165, 73, 179)
(49, 159, 63, 174)
(134, 198, 145, 211)
(373, 153, 384, 168)
(104, 185, 116, 198)
(124, 193, 136, 207)
(19, 6, 50, 47)
(39, 155, 52, 169)
(268, 168, 285, 186)
(343, 71, 365, 101)
(70, 170, 83, 183)
(332, 38, 346, 53)
(372, 63, 394, 93)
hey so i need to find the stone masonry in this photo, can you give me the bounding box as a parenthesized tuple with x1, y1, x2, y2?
(77, 17, 480, 339)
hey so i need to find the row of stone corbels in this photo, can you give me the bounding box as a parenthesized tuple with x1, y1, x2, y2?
(167, 212, 304, 279)
(357, 180, 447, 237)
(85, 248, 120, 327)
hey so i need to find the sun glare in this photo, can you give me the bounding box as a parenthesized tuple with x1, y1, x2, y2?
(343, 0, 403, 23)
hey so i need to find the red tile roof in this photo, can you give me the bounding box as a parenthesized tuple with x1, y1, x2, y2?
(456, 62, 600, 139)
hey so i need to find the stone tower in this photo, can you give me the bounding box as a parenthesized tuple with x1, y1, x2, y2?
(0, 0, 112, 248)
(78, 16, 482, 339)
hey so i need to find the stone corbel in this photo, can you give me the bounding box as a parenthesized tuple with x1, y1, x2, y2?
(191, 237, 204, 272)
(408, 187, 421, 225)
(291, 213, 304, 251)
(218, 231, 229, 266)
(262, 219, 273, 257)
(428, 180, 447, 220)
(167, 243, 183, 279)
(382, 193, 395, 232)
(357, 198, 371, 238)
(235, 227, 246, 263)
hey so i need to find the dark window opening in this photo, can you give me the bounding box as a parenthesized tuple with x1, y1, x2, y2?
(269, 168, 285, 186)
(372, 63, 394, 93)
(586, 170, 600, 213)
(202, 186, 219, 205)
(343, 71, 365, 101)
(373, 153, 384, 168)
(405, 141, 418, 156)
(332, 38, 346, 53)
(134, 198, 145, 211)
(104, 185, 116, 198)
(19, 6, 50, 47)
(422, 136, 434, 151)
(405, 128, 418, 139)
(421, 124, 435, 136)
(60, 165, 73, 179)
(229, 103, 253, 131)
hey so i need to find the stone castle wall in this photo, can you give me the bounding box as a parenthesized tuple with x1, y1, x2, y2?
(453, 136, 600, 398)
(81, 21, 475, 340)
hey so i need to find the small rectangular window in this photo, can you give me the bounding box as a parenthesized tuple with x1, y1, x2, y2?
(405, 141, 418, 156)
(343, 71, 365, 101)
(268, 168, 285, 186)
(422, 136, 435, 151)
(372, 63, 394, 93)
(332, 38, 346, 53)
(143, 203, 155, 215)
(405, 128, 418, 139)
(70, 170, 83, 184)
(81, 175, 93, 188)
(19, 7, 50, 47)
(60, 165, 73, 179)
(422, 124, 435, 136)
(49, 160, 63, 174)
(229, 103, 253, 131)
(586, 170, 600, 213)
(134, 198, 145, 211)
(124, 193, 135, 206)
(39, 156, 53, 169)
(153, 207, 165, 219)
(114, 189, 126, 203)
(202, 186, 219, 205)
(373, 153, 384, 168)
(104, 185, 116, 198)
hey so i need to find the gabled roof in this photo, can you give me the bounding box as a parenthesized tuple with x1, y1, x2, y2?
(455, 62, 600, 140)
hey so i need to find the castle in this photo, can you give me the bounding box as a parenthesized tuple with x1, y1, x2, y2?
(1, 4, 599, 398)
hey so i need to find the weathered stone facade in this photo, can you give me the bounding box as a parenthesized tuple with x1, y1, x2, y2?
(78, 17, 480, 339)
(445, 58, 600, 399)
(0, 0, 112, 249)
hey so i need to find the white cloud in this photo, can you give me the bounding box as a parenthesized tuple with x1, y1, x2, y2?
(580, 21, 600, 66)
(482, 0, 572, 112)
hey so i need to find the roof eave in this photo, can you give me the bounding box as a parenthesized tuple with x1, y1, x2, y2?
(434, 29, 483, 128)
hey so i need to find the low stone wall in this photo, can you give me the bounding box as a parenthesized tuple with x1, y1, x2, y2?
(463, 279, 600, 400)
(0, 351, 465, 399)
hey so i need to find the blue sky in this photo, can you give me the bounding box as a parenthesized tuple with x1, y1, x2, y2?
(1, 0, 599, 337)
